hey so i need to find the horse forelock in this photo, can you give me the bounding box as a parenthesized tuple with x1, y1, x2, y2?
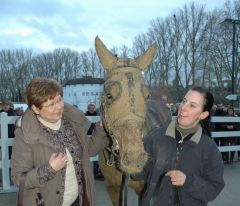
(105, 66, 143, 80)
(116, 58, 138, 67)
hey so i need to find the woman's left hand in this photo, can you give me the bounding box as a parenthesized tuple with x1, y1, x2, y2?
(165, 170, 186, 186)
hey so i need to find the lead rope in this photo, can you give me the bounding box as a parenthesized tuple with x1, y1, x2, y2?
(100, 102, 130, 206)
(120, 172, 129, 206)
(149, 137, 166, 206)
(149, 172, 166, 206)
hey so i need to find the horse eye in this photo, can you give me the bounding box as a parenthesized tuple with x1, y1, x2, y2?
(106, 93, 113, 99)
(104, 81, 121, 103)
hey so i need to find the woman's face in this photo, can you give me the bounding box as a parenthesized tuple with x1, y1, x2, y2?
(177, 90, 209, 129)
(32, 94, 64, 123)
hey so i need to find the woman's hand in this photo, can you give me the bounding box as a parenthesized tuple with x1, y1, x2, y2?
(49, 152, 68, 171)
(166, 170, 186, 186)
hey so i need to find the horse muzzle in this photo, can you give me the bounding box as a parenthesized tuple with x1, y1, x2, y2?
(120, 147, 148, 174)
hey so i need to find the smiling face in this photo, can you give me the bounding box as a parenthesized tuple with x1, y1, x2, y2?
(25, 78, 64, 123)
(177, 90, 209, 129)
(31, 94, 64, 123)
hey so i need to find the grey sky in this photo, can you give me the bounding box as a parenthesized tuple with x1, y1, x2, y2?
(0, 0, 227, 53)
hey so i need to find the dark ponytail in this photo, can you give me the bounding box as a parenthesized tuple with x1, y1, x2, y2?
(191, 87, 214, 136)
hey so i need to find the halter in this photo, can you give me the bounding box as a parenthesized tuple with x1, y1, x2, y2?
(100, 96, 120, 166)
(100, 70, 146, 167)
(101, 76, 133, 206)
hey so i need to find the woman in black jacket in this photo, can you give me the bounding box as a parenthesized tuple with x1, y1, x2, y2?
(133, 86, 225, 206)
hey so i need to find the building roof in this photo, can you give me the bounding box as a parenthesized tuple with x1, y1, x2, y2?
(64, 76, 104, 86)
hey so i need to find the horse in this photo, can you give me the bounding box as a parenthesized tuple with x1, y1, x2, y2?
(95, 36, 172, 206)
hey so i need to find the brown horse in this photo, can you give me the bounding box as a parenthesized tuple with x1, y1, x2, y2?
(95, 36, 171, 206)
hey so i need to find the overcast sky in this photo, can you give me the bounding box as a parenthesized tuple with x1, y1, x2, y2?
(0, 0, 227, 53)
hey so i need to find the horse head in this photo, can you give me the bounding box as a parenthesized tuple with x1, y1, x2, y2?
(95, 36, 157, 174)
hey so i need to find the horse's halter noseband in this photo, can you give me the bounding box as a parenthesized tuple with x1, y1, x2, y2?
(100, 99, 120, 166)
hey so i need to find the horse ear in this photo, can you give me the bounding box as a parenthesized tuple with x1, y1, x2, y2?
(135, 43, 157, 71)
(95, 36, 117, 72)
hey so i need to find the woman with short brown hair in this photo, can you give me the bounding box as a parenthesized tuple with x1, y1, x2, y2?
(11, 77, 105, 206)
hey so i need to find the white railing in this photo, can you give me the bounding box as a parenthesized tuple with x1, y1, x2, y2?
(1, 113, 240, 193)
(0, 112, 19, 193)
(211, 116, 240, 152)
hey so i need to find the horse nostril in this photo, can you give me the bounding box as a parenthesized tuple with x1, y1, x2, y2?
(137, 164, 142, 169)
(122, 155, 131, 166)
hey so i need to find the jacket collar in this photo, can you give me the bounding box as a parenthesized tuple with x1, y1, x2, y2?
(165, 119, 202, 144)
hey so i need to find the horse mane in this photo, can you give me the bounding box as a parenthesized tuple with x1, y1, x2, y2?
(144, 99, 172, 135)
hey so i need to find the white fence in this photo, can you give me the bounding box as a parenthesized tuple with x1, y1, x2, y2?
(211, 116, 240, 152)
(0, 112, 18, 193)
(0, 113, 240, 193)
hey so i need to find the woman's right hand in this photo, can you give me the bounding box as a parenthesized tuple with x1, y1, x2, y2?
(49, 152, 68, 171)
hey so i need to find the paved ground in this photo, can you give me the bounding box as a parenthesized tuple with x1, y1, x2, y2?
(0, 161, 240, 206)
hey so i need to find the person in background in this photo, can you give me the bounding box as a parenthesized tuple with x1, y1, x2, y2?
(133, 86, 224, 206)
(210, 104, 217, 131)
(0, 99, 17, 159)
(85, 103, 104, 179)
(221, 107, 238, 164)
(85, 103, 97, 116)
(238, 112, 240, 160)
(11, 77, 106, 206)
(0, 100, 17, 138)
(15, 107, 24, 116)
(0, 99, 16, 116)
(0, 101, 1, 129)
(212, 103, 226, 147)
(161, 95, 168, 105)
(85, 103, 98, 135)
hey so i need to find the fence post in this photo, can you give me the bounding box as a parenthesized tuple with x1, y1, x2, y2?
(0, 112, 18, 193)
(0, 112, 10, 190)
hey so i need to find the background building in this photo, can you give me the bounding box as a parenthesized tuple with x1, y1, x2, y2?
(63, 76, 104, 112)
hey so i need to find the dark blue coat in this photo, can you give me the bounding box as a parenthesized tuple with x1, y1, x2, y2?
(133, 120, 225, 206)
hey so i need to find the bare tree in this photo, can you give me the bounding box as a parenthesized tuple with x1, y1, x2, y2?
(0, 49, 33, 101)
